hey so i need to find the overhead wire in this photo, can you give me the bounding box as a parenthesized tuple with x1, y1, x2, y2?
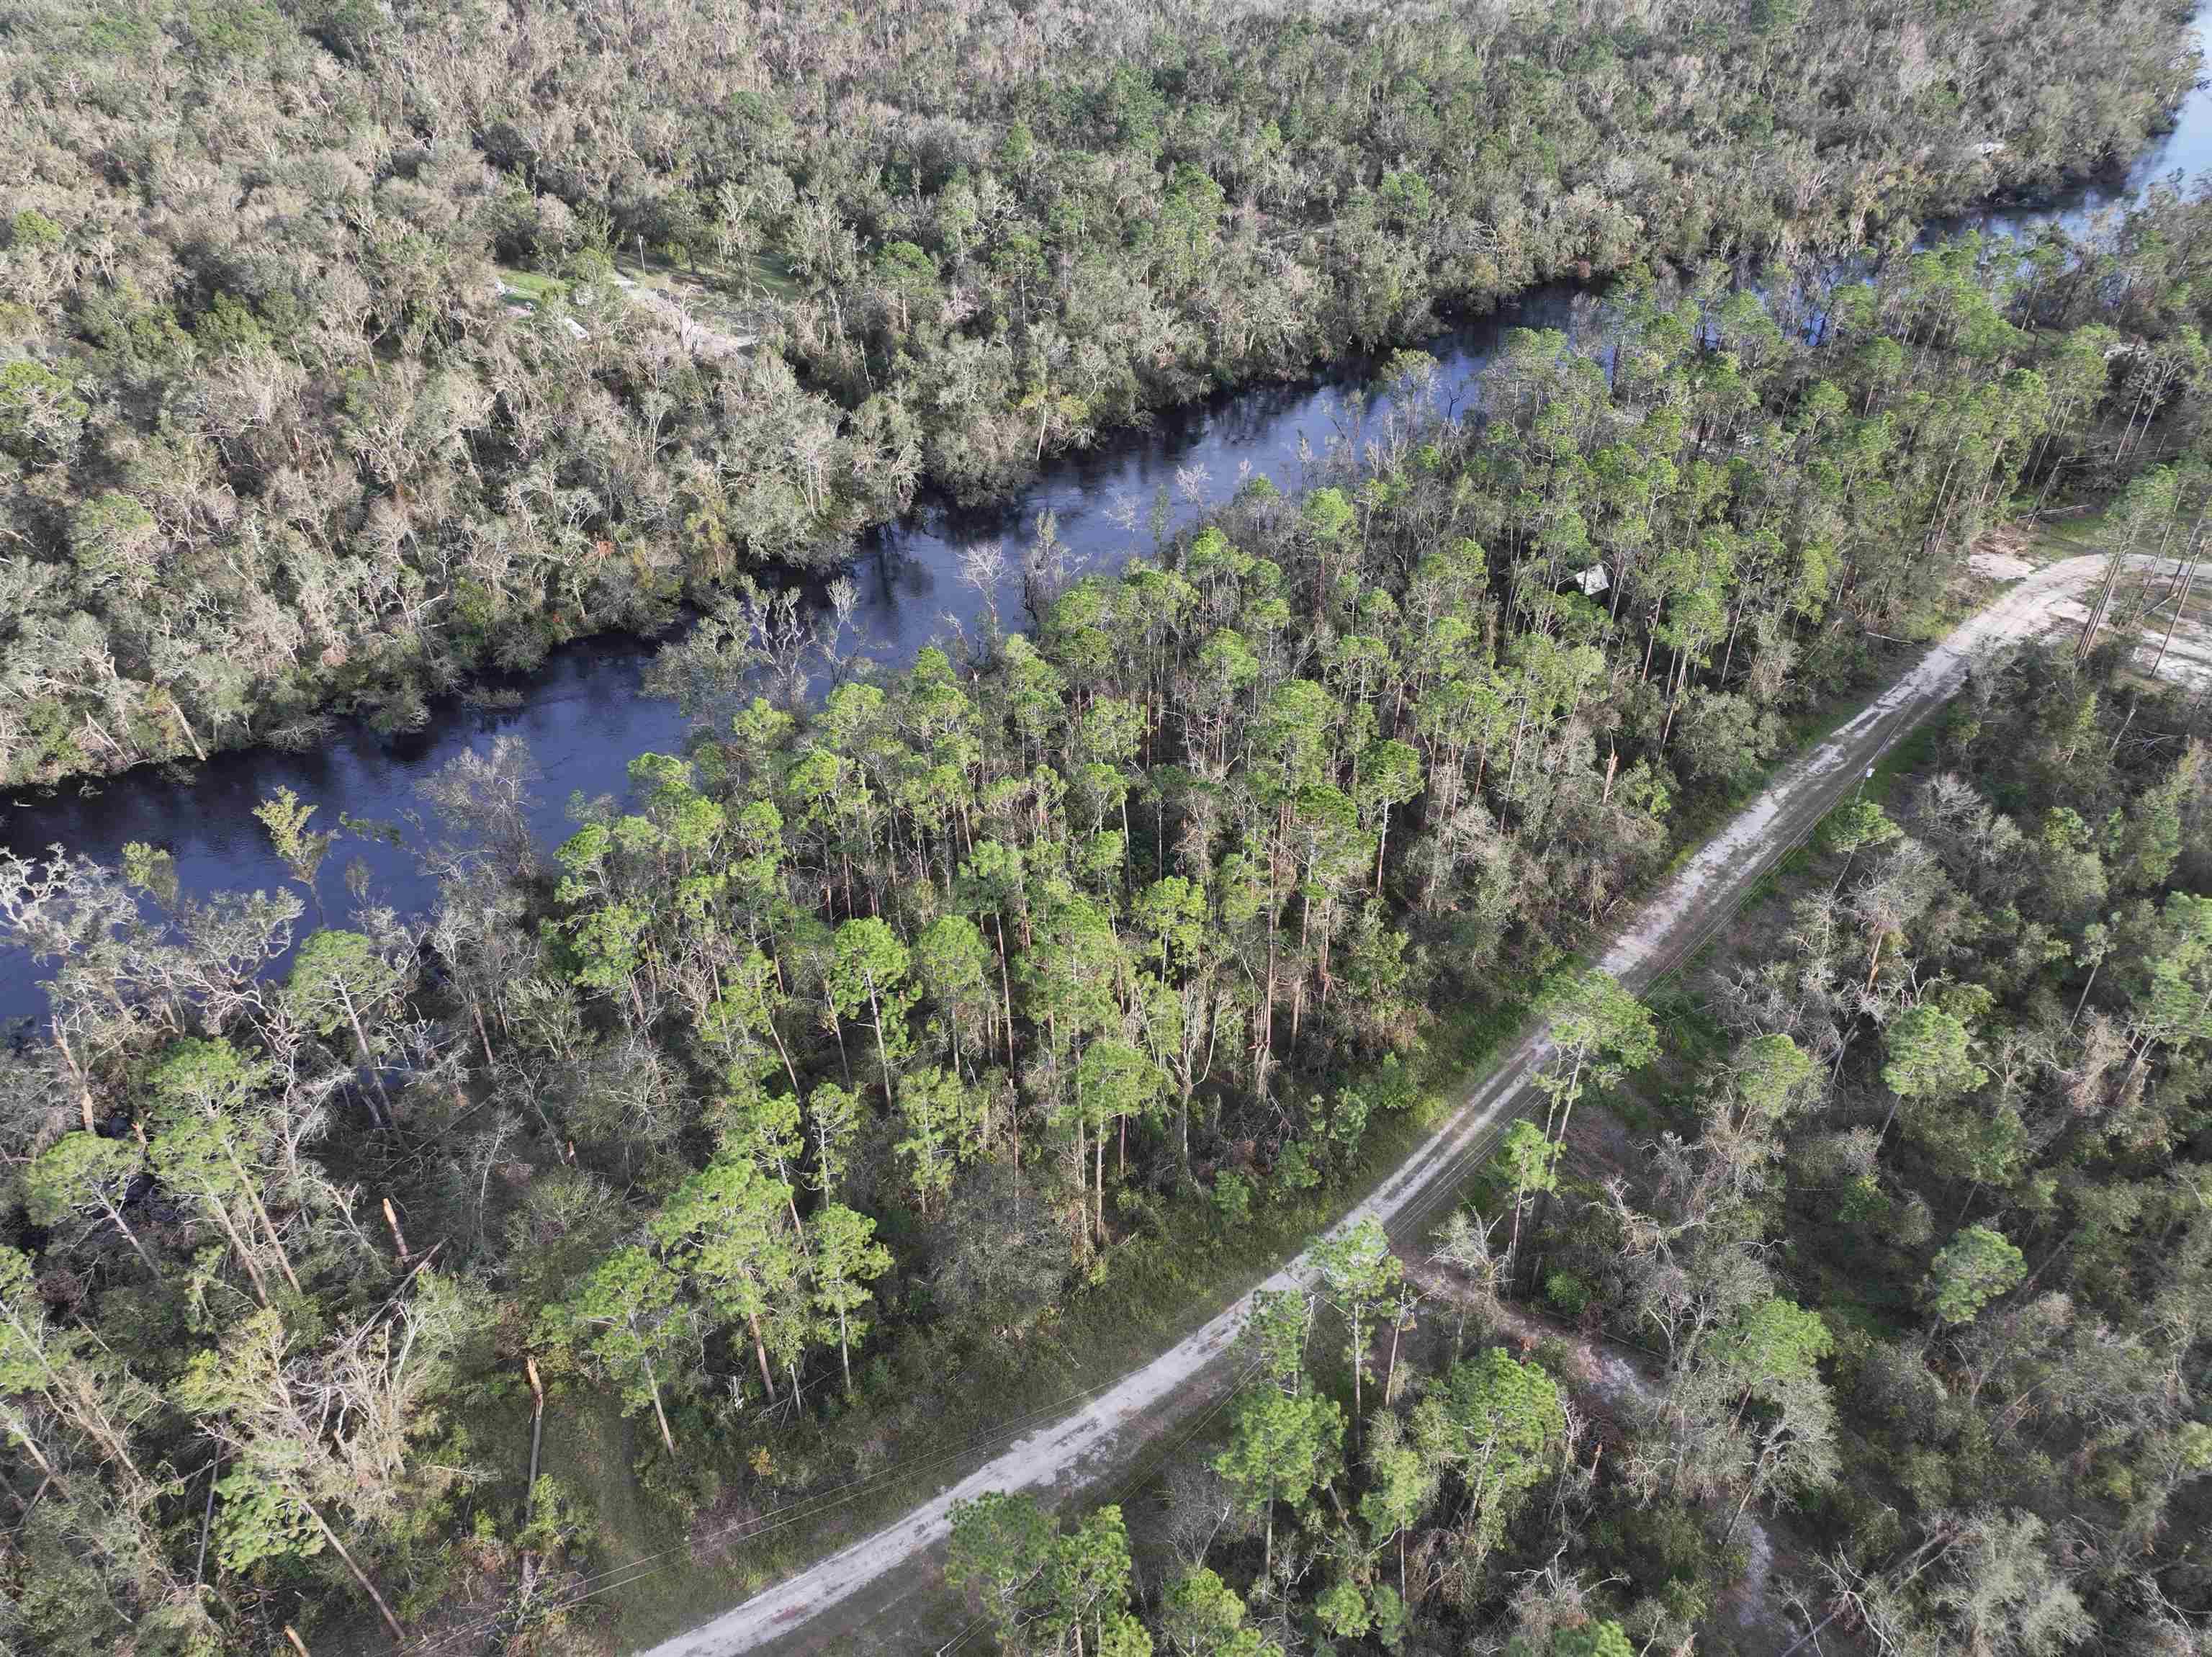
(444, 1353, 1273, 1657)
(409, 704, 1928, 1655)
(397, 1358, 1213, 1656)
(932, 1355, 1268, 1657)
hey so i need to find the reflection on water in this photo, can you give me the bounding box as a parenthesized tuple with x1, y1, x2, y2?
(3, 17, 2208, 1019)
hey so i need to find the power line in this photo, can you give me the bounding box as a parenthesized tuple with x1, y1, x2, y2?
(454, 1355, 1272, 1657)
(400, 1360, 1207, 1657)
(934, 1357, 1267, 1657)
(419, 663, 1946, 1656)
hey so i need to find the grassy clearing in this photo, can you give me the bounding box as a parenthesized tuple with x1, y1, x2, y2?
(624, 248, 803, 305)
(499, 253, 798, 326)
(495, 264, 571, 302)
(729, 251, 804, 304)
(2023, 503, 2113, 562)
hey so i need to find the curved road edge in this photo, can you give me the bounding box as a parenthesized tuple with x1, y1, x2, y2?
(640, 551, 2126, 1657)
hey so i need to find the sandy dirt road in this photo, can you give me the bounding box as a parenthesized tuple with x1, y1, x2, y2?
(637, 552, 2138, 1657)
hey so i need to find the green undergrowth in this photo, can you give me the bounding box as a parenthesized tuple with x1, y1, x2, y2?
(481, 532, 2074, 1651)
(2023, 502, 2115, 562)
(1867, 718, 1944, 804)
(626, 248, 801, 305)
(494, 264, 571, 303)
(550, 650, 1959, 1645)
(1651, 630, 1926, 887)
(527, 992, 1530, 1650)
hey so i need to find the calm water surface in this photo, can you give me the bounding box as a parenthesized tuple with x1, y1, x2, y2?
(4, 20, 2209, 1019)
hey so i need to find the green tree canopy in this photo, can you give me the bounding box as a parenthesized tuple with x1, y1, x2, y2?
(1925, 1226, 2028, 1326)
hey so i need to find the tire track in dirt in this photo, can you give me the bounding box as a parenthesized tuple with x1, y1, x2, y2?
(637, 552, 2132, 1657)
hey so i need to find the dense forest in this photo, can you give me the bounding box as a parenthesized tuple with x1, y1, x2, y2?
(937, 644, 2212, 1655)
(0, 0, 2198, 782)
(5, 136, 2212, 1651)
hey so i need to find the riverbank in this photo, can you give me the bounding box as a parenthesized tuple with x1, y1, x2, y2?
(537, 540, 2142, 1657)
(16, 118, 2212, 1651)
(6, 0, 2204, 801)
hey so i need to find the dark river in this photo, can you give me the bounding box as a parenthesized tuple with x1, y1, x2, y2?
(4, 22, 2209, 1020)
